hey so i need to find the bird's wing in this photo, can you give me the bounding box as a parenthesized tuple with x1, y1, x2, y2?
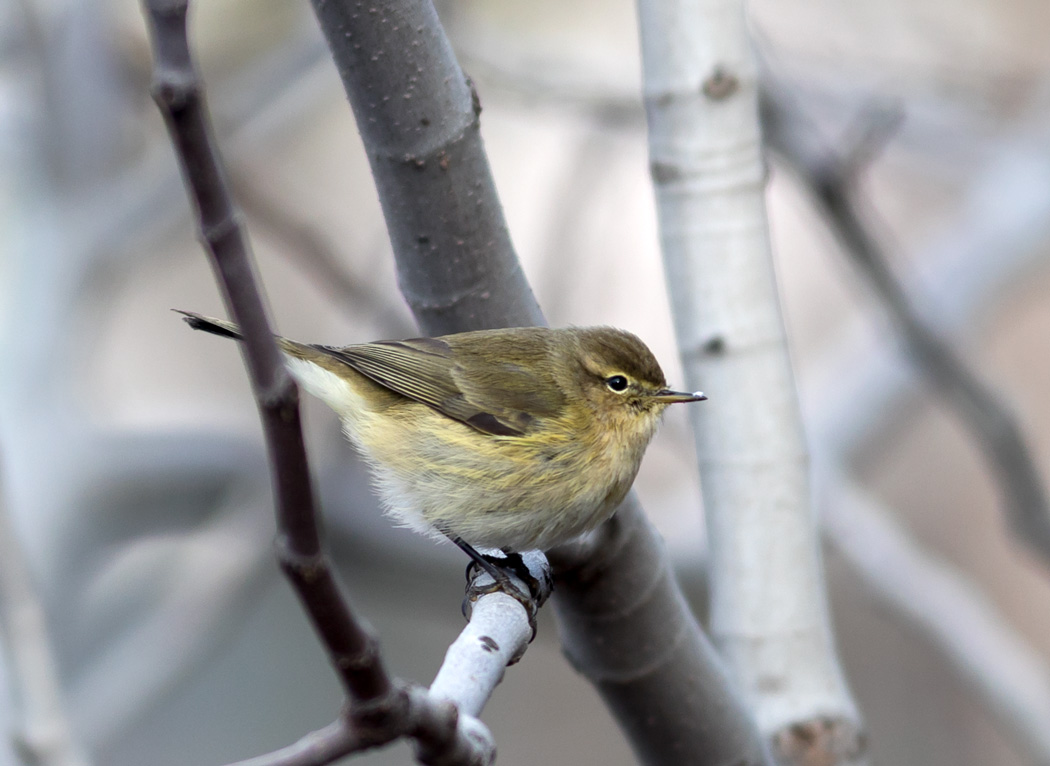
(318, 337, 552, 436)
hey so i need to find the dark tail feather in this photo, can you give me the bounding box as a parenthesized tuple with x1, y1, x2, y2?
(174, 310, 243, 341)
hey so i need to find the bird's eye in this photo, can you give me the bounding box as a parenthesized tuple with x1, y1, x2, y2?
(605, 375, 629, 393)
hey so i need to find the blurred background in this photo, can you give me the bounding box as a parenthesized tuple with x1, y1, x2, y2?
(2, 0, 1050, 764)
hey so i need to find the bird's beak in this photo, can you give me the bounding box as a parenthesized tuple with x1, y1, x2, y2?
(652, 389, 707, 404)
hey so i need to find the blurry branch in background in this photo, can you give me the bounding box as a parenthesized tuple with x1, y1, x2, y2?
(762, 88, 1050, 568)
(0, 449, 90, 766)
(821, 471, 1050, 765)
(66, 463, 274, 747)
(636, 0, 865, 762)
(533, 132, 612, 319)
(230, 170, 415, 336)
(307, 0, 772, 763)
(795, 130, 1050, 762)
(142, 2, 546, 763)
(761, 84, 1050, 764)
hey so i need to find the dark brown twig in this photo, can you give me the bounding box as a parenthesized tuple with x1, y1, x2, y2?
(142, 2, 493, 763)
(763, 88, 1050, 567)
(143, 0, 390, 707)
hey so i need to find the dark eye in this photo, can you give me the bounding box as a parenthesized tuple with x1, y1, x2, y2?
(605, 375, 629, 392)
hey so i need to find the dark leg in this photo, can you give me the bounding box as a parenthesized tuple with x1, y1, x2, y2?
(451, 536, 520, 593)
(498, 549, 542, 596)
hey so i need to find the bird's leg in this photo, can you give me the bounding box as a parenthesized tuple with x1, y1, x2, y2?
(498, 548, 543, 597)
(450, 536, 529, 597)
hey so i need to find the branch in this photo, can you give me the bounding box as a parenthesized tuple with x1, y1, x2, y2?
(821, 470, 1050, 765)
(636, 0, 865, 761)
(763, 88, 1050, 569)
(0, 448, 91, 766)
(143, 0, 390, 706)
(549, 498, 771, 766)
(308, 1, 769, 763)
(230, 168, 415, 337)
(142, 3, 501, 764)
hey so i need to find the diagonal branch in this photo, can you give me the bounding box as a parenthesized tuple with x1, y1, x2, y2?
(142, 0, 391, 708)
(821, 469, 1050, 765)
(307, 1, 772, 763)
(763, 88, 1050, 568)
(142, 3, 508, 764)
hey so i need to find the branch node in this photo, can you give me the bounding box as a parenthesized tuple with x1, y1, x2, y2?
(702, 65, 739, 100)
(347, 682, 412, 739)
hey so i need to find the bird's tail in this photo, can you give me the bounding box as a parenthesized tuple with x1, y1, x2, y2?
(175, 310, 245, 340)
(176, 309, 326, 367)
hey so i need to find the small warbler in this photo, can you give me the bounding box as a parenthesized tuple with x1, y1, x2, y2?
(180, 312, 705, 571)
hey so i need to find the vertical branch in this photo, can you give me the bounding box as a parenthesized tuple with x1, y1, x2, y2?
(635, 0, 865, 761)
(0, 449, 91, 766)
(309, 1, 770, 763)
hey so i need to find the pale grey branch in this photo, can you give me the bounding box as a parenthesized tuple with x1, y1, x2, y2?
(309, 0, 769, 762)
(764, 88, 1050, 567)
(0, 452, 90, 766)
(822, 471, 1050, 765)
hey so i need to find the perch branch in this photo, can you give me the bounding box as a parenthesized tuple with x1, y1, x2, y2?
(308, 0, 770, 762)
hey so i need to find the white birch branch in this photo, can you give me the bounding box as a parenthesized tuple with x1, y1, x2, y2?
(430, 554, 549, 719)
(636, 0, 864, 761)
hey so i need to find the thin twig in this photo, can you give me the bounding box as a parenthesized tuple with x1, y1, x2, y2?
(142, 3, 500, 764)
(225, 719, 360, 766)
(143, 0, 390, 706)
(763, 88, 1050, 568)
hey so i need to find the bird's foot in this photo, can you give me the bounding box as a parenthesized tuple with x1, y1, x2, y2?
(450, 538, 543, 600)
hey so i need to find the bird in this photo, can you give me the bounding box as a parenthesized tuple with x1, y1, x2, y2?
(178, 311, 705, 584)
